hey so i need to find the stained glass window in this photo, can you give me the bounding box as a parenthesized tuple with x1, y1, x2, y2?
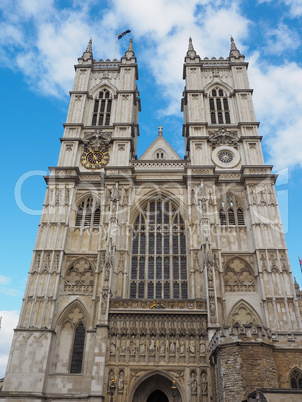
(70, 323, 85, 373)
(130, 199, 188, 299)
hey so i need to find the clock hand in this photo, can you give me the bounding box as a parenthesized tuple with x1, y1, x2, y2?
(87, 147, 98, 163)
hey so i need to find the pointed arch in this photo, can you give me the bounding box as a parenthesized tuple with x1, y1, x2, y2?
(218, 192, 246, 226)
(70, 322, 86, 373)
(289, 367, 302, 389)
(130, 192, 188, 300)
(130, 188, 188, 224)
(90, 85, 115, 126)
(56, 299, 91, 329)
(228, 299, 262, 326)
(74, 192, 102, 228)
(204, 80, 234, 94)
(205, 82, 233, 126)
(130, 370, 185, 402)
(89, 82, 118, 98)
(53, 300, 90, 374)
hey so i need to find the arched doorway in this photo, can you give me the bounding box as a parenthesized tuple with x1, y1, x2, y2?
(147, 390, 169, 402)
(132, 374, 182, 402)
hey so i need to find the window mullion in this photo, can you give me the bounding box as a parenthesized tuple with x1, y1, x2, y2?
(146, 215, 150, 299)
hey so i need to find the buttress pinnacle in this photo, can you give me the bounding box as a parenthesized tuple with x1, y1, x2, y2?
(82, 38, 93, 60)
(125, 38, 135, 58)
(229, 36, 242, 58)
(186, 37, 197, 58)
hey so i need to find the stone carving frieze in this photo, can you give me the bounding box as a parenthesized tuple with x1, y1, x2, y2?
(107, 313, 207, 365)
(110, 298, 206, 311)
(82, 129, 112, 147)
(208, 128, 239, 149)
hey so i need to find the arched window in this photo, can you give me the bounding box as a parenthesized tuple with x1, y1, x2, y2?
(70, 322, 86, 373)
(75, 197, 101, 227)
(130, 199, 188, 299)
(290, 368, 302, 389)
(154, 150, 166, 160)
(219, 194, 245, 226)
(92, 89, 113, 126)
(219, 209, 226, 225)
(209, 87, 231, 124)
(237, 208, 245, 225)
(228, 209, 236, 225)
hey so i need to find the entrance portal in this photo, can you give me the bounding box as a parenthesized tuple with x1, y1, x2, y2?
(132, 374, 182, 402)
(147, 390, 169, 402)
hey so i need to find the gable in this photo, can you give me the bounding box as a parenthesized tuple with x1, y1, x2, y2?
(139, 135, 182, 160)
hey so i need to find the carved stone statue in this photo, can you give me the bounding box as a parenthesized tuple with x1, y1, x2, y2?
(130, 335, 136, 355)
(201, 371, 208, 394)
(139, 336, 146, 354)
(189, 337, 195, 354)
(149, 335, 156, 353)
(179, 338, 185, 355)
(169, 336, 176, 354)
(110, 337, 116, 355)
(120, 337, 126, 354)
(191, 371, 197, 394)
(208, 268, 213, 287)
(160, 338, 166, 354)
(118, 370, 124, 392)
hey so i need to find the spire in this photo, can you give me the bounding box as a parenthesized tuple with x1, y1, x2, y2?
(186, 37, 197, 58)
(229, 36, 243, 59)
(81, 38, 93, 60)
(86, 38, 92, 54)
(125, 38, 135, 58)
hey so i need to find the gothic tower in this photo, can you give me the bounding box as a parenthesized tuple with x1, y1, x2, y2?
(1, 38, 302, 402)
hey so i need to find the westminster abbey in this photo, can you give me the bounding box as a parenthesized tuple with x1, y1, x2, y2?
(1, 38, 302, 401)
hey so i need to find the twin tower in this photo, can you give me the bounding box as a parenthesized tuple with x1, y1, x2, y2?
(2, 38, 302, 402)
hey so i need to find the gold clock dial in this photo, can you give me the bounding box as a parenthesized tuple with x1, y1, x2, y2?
(81, 146, 110, 169)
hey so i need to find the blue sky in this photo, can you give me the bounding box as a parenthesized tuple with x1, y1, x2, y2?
(1, 0, 302, 376)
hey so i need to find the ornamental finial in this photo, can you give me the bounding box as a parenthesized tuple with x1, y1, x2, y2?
(125, 38, 135, 58)
(158, 125, 163, 136)
(186, 37, 197, 58)
(81, 38, 93, 60)
(229, 36, 243, 58)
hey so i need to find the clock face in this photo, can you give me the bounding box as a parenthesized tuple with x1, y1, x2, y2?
(81, 146, 110, 169)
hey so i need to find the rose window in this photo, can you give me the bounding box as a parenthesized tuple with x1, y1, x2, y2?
(218, 150, 233, 163)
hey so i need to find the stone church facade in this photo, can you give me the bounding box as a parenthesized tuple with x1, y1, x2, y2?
(1, 38, 302, 402)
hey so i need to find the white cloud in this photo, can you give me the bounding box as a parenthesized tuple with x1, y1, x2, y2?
(0, 0, 251, 100)
(0, 310, 19, 378)
(258, 0, 302, 16)
(19, 0, 54, 18)
(0, 276, 10, 285)
(0, 0, 302, 170)
(282, 0, 302, 16)
(264, 23, 300, 54)
(249, 54, 302, 169)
